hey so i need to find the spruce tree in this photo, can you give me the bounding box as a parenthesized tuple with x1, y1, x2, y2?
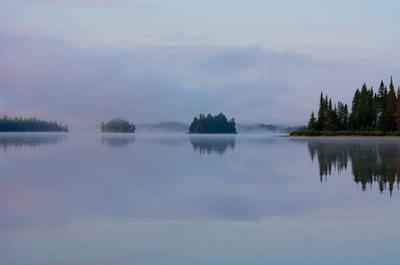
(349, 89, 360, 130)
(344, 104, 349, 129)
(369, 87, 377, 128)
(316, 92, 326, 130)
(337, 101, 349, 130)
(377, 80, 388, 130)
(386, 77, 397, 131)
(308, 112, 317, 131)
(395, 87, 400, 130)
(325, 98, 336, 130)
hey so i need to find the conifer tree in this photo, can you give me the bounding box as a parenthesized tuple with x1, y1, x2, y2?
(337, 102, 349, 130)
(349, 89, 360, 130)
(306, 77, 400, 134)
(344, 104, 349, 129)
(308, 112, 317, 131)
(369, 87, 377, 128)
(395, 87, 400, 129)
(386, 77, 397, 131)
(316, 92, 326, 130)
(377, 80, 388, 130)
(326, 98, 332, 130)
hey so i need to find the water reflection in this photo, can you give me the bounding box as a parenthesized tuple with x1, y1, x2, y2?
(3, 135, 400, 265)
(101, 135, 135, 148)
(0, 133, 67, 149)
(190, 136, 235, 155)
(297, 138, 400, 194)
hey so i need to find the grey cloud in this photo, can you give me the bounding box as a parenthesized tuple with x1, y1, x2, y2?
(0, 34, 386, 131)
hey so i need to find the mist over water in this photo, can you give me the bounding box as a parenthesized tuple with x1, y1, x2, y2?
(0, 133, 67, 149)
(1, 134, 400, 265)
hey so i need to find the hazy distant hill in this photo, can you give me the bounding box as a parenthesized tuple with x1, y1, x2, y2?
(237, 124, 304, 134)
(135, 122, 189, 133)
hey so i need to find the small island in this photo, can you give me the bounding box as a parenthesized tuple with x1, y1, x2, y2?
(0, 116, 68, 132)
(189, 113, 237, 134)
(291, 77, 400, 136)
(101, 119, 136, 133)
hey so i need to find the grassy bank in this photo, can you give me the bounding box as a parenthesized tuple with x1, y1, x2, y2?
(290, 130, 400, 136)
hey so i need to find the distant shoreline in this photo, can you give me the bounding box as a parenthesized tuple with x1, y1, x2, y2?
(290, 131, 400, 137)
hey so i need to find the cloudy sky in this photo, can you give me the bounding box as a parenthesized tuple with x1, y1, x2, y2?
(1, 0, 400, 130)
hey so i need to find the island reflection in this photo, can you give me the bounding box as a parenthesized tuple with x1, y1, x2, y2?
(297, 138, 400, 194)
(101, 135, 135, 148)
(0, 134, 67, 150)
(190, 136, 235, 155)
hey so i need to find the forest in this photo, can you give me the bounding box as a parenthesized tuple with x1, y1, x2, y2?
(0, 116, 68, 132)
(101, 119, 136, 133)
(189, 113, 237, 134)
(292, 77, 400, 136)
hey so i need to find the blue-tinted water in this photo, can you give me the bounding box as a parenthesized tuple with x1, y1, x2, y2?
(1, 134, 399, 265)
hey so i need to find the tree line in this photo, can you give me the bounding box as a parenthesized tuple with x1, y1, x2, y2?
(101, 119, 136, 133)
(189, 113, 237, 134)
(307, 77, 400, 132)
(0, 116, 68, 132)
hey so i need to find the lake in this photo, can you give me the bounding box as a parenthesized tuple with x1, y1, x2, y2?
(1, 133, 400, 265)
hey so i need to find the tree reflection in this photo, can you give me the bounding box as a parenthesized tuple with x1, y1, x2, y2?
(190, 136, 235, 155)
(300, 138, 400, 194)
(101, 135, 135, 148)
(0, 134, 67, 149)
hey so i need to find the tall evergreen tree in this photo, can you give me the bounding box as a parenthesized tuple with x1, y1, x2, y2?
(316, 92, 326, 130)
(377, 80, 388, 130)
(337, 101, 349, 130)
(349, 89, 360, 130)
(308, 112, 317, 131)
(386, 77, 397, 131)
(325, 98, 337, 130)
(305, 77, 400, 134)
(395, 87, 400, 129)
(369, 87, 377, 128)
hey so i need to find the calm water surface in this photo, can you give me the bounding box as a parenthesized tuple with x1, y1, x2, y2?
(1, 133, 400, 265)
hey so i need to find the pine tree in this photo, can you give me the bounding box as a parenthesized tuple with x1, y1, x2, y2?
(349, 89, 360, 130)
(325, 98, 337, 130)
(395, 87, 400, 130)
(316, 92, 326, 130)
(344, 104, 349, 129)
(377, 80, 388, 130)
(308, 112, 317, 131)
(337, 101, 349, 130)
(386, 77, 397, 131)
(369, 87, 377, 128)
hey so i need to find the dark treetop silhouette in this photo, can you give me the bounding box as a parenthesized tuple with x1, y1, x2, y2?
(189, 113, 237, 134)
(292, 77, 400, 136)
(0, 116, 68, 132)
(101, 119, 136, 133)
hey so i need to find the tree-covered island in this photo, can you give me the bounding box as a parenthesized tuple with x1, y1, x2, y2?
(101, 119, 136, 133)
(291, 77, 400, 136)
(0, 116, 68, 132)
(189, 113, 237, 134)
